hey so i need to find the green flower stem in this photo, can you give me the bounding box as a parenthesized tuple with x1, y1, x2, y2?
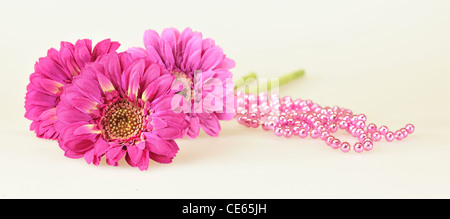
(268, 69, 305, 91)
(243, 69, 305, 94)
(234, 72, 258, 89)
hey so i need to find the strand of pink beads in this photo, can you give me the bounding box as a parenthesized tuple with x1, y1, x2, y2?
(235, 91, 414, 153)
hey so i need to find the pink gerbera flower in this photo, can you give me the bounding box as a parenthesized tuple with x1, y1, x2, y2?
(55, 52, 187, 170)
(128, 28, 235, 138)
(25, 39, 120, 139)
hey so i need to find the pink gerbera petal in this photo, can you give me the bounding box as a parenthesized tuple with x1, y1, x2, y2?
(55, 52, 187, 170)
(128, 27, 235, 138)
(198, 113, 221, 137)
(25, 39, 120, 139)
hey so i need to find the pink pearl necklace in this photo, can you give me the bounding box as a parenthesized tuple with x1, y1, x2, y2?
(235, 91, 415, 153)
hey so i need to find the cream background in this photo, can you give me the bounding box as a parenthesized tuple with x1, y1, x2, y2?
(1, 0, 449, 198)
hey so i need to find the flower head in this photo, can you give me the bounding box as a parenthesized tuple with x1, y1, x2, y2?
(25, 39, 120, 139)
(55, 52, 187, 170)
(128, 28, 235, 138)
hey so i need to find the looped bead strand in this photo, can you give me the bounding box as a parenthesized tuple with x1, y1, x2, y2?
(235, 91, 414, 153)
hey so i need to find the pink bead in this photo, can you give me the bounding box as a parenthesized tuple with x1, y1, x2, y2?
(239, 116, 249, 127)
(251, 119, 259, 128)
(356, 120, 365, 128)
(261, 105, 270, 113)
(405, 124, 415, 134)
(320, 131, 330, 141)
(237, 116, 245, 125)
(282, 96, 292, 103)
(319, 114, 327, 123)
(314, 107, 322, 114)
(338, 120, 348, 129)
(357, 114, 367, 122)
(367, 123, 377, 133)
(267, 121, 276, 129)
(298, 128, 308, 138)
(350, 115, 358, 124)
(379, 126, 389, 135)
(292, 126, 300, 135)
(312, 120, 321, 128)
(372, 131, 382, 141)
(331, 138, 341, 149)
(268, 116, 278, 122)
(245, 118, 252, 127)
(284, 102, 293, 109)
(301, 122, 310, 130)
(326, 108, 333, 115)
(342, 115, 350, 122)
(303, 123, 311, 131)
(274, 127, 283, 137)
(283, 128, 292, 138)
(395, 130, 404, 140)
(287, 118, 295, 126)
(332, 106, 340, 112)
(329, 114, 338, 123)
(347, 124, 355, 129)
(400, 128, 408, 138)
(310, 129, 320, 139)
(354, 142, 364, 153)
(299, 101, 307, 108)
(348, 126, 357, 136)
(358, 133, 368, 142)
(385, 131, 395, 142)
(363, 140, 373, 151)
(262, 123, 272, 131)
(329, 123, 338, 133)
(326, 136, 334, 146)
(356, 128, 365, 136)
(248, 94, 256, 102)
(348, 110, 354, 116)
(340, 142, 351, 153)
(317, 125, 326, 134)
(279, 116, 287, 125)
(259, 112, 266, 118)
(311, 103, 320, 111)
(249, 113, 258, 119)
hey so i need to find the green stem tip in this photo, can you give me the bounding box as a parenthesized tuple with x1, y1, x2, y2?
(234, 72, 258, 89)
(278, 69, 305, 88)
(239, 69, 305, 94)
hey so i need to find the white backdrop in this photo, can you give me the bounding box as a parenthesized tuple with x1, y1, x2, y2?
(1, 0, 449, 198)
